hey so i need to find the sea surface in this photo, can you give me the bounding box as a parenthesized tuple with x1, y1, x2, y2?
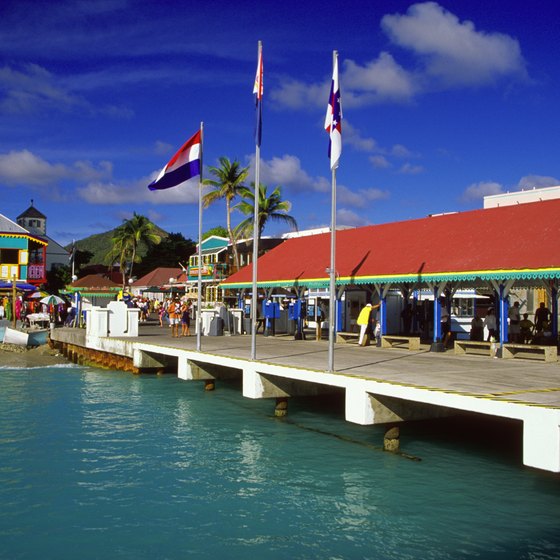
(1, 363, 559, 560)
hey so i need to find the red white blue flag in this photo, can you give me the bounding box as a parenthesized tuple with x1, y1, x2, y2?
(253, 43, 263, 147)
(148, 129, 202, 191)
(324, 53, 342, 170)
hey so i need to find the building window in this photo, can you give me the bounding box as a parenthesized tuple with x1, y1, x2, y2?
(0, 248, 19, 264)
(19, 250, 29, 265)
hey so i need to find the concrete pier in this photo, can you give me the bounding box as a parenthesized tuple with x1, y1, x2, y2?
(50, 325, 560, 473)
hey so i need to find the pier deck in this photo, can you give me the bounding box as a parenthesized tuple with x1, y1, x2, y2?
(51, 324, 560, 472)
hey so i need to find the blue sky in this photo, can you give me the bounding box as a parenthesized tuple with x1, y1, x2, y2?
(1, 0, 559, 247)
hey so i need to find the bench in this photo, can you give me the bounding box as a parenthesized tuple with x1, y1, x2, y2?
(381, 335, 420, 351)
(502, 343, 557, 363)
(454, 340, 495, 357)
(336, 332, 360, 344)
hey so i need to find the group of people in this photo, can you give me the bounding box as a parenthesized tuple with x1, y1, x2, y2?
(156, 298, 193, 338)
(0, 295, 64, 324)
(470, 301, 553, 344)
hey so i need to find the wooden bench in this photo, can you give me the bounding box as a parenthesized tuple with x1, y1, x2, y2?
(454, 340, 495, 357)
(336, 331, 360, 344)
(502, 343, 557, 363)
(381, 335, 420, 351)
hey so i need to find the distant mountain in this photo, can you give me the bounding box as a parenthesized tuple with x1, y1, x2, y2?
(66, 222, 169, 266)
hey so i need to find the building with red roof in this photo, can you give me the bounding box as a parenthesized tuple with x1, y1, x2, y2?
(221, 199, 560, 345)
(65, 273, 121, 307)
(222, 199, 560, 290)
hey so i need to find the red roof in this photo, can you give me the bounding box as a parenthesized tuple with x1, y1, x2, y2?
(133, 267, 182, 287)
(222, 199, 560, 288)
(71, 274, 120, 289)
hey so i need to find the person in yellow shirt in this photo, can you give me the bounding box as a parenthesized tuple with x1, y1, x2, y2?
(357, 302, 380, 346)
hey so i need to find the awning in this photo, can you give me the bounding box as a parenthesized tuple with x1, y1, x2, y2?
(0, 281, 38, 292)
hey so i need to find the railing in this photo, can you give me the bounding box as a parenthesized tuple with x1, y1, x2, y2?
(27, 264, 45, 280)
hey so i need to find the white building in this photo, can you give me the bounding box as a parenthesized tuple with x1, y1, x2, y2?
(484, 185, 560, 208)
(16, 200, 70, 271)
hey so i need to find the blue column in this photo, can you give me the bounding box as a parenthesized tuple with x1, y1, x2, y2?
(380, 295, 387, 336)
(433, 287, 441, 342)
(552, 287, 558, 338)
(499, 284, 508, 345)
(412, 290, 418, 333)
(336, 298, 343, 333)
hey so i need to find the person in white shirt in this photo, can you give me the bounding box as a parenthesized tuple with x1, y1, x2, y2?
(483, 308, 497, 341)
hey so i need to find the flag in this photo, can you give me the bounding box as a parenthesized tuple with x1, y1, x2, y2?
(253, 43, 263, 147)
(324, 53, 342, 170)
(148, 129, 202, 191)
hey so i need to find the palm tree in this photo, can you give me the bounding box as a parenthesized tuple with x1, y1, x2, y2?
(106, 230, 132, 288)
(234, 183, 298, 242)
(106, 213, 162, 287)
(202, 157, 249, 271)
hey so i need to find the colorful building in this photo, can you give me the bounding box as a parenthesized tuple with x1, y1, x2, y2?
(0, 212, 47, 287)
(186, 236, 230, 302)
(17, 200, 70, 272)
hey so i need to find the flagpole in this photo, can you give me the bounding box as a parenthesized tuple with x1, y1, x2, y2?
(327, 50, 338, 373)
(251, 40, 262, 361)
(71, 239, 75, 279)
(197, 121, 204, 352)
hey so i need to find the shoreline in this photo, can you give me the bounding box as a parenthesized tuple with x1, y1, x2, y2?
(0, 343, 69, 368)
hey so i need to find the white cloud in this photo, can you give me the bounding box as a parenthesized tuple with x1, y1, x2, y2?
(246, 153, 389, 214)
(0, 63, 132, 117)
(269, 79, 328, 110)
(342, 52, 417, 105)
(336, 208, 370, 227)
(154, 141, 174, 155)
(516, 175, 559, 190)
(270, 53, 415, 110)
(77, 175, 200, 205)
(344, 121, 379, 152)
(369, 155, 391, 169)
(0, 63, 86, 114)
(461, 181, 504, 202)
(0, 149, 112, 186)
(381, 2, 527, 87)
(247, 154, 330, 193)
(271, 3, 527, 113)
(398, 163, 424, 175)
(391, 144, 417, 158)
(461, 175, 560, 203)
(345, 120, 419, 169)
(338, 185, 390, 207)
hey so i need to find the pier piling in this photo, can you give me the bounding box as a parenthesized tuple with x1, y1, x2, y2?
(383, 426, 400, 452)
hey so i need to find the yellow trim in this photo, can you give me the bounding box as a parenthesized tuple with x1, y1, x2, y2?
(0, 233, 48, 246)
(221, 266, 560, 287)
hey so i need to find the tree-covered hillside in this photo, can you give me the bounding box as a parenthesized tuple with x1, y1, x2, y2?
(66, 221, 169, 266)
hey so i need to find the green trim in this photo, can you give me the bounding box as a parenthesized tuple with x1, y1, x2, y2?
(220, 268, 560, 290)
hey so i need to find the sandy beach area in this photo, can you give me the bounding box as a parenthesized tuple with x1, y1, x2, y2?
(0, 343, 69, 368)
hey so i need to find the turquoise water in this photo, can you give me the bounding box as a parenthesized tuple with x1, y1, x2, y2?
(1, 364, 559, 560)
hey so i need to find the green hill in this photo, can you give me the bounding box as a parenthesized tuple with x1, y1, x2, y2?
(67, 222, 169, 266)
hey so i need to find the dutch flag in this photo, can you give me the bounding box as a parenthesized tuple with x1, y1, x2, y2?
(148, 129, 202, 191)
